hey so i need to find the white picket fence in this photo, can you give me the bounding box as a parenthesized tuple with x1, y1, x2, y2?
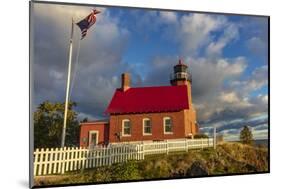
(142, 138, 213, 155)
(33, 138, 213, 176)
(33, 144, 142, 176)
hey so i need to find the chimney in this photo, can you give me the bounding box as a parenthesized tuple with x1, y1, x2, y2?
(121, 73, 130, 91)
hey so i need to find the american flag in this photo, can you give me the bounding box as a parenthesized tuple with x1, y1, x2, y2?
(76, 9, 101, 40)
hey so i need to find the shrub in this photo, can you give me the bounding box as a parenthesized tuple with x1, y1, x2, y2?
(110, 161, 141, 181)
(194, 133, 209, 139)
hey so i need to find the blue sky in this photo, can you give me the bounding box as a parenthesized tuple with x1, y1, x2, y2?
(32, 3, 268, 141)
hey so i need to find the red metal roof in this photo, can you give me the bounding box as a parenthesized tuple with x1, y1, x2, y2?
(105, 85, 189, 114)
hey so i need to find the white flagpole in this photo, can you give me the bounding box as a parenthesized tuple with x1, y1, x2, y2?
(61, 18, 74, 148)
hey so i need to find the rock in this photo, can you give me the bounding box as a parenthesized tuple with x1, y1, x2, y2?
(170, 169, 185, 178)
(186, 161, 209, 176)
(243, 164, 257, 172)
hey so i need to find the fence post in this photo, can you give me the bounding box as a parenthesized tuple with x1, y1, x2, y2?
(111, 146, 116, 164)
(109, 147, 112, 165)
(48, 148, 54, 175)
(38, 148, 44, 176)
(33, 148, 39, 176)
(141, 143, 144, 159)
(137, 144, 140, 160)
(135, 145, 138, 160)
(138, 144, 141, 160)
(185, 138, 188, 152)
(70, 147, 74, 170)
(43, 148, 49, 175)
(81, 147, 86, 169)
(135, 144, 139, 160)
(61, 147, 66, 174)
(166, 140, 169, 155)
(53, 148, 58, 174)
(65, 147, 70, 172)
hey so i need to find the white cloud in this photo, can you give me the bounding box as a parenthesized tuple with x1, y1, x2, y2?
(217, 57, 247, 76)
(260, 94, 268, 103)
(219, 92, 240, 103)
(138, 12, 267, 139)
(247, 36, 267, 55)
(34, 3, 107, 25)
(33, 3, 130, 118)
(159, 11, 177, 23)
(206, 23, 239, 57)
(178, 13, 227, 55)
(252, 129, 268, 140)
(230, 65, 268, 95)
(138, 12, 268, 140)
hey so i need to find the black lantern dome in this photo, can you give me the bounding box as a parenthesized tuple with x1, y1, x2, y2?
(170, 59, 192, 84)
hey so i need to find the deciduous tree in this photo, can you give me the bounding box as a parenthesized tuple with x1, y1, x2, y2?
(34, 101, 79, 148)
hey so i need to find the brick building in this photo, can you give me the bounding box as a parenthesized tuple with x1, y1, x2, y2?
(80, 59, 199, 147)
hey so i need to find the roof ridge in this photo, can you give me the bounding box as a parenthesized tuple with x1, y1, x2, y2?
(118, 85, 186, 90)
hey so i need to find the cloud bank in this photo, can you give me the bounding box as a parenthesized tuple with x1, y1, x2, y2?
(32, 4, 268, 140)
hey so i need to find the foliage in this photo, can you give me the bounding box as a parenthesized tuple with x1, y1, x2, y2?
(81, 117, 88, 123)
(34, 101, 80, 148)
(110, 161, 141, 181)
(193, 133, 209, 139)
(239, 125, 254, 145)
(76, 161, 141, 182)
(138, 157, 171, 179)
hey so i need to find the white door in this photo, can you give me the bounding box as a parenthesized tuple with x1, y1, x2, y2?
(89, 131, 99, 147)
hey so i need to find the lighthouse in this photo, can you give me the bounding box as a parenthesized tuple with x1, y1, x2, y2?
(80, 58, 199, 147)
(170, 59, 193, 109)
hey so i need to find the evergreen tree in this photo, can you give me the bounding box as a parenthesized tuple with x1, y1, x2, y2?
(240, 125, 253, 145)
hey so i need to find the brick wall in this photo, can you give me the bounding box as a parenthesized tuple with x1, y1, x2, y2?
(183, 108, 197, 136)
(79, 122, 109, 147)
(108, 110, 196, 143)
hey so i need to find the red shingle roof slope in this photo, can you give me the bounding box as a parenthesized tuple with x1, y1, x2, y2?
(105, 85, 189, 114)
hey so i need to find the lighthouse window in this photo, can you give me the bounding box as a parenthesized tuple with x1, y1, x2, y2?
(122, 119, 131, 136)
(143, 118, 152, 135)
(164, 117, 173, 134)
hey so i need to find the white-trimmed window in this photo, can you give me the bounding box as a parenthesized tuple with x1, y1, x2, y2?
(122, 119, 131, 136)
(143, 118, 152, 135)
(163, 117, 173, 134)
(89, 131, 99, 147)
